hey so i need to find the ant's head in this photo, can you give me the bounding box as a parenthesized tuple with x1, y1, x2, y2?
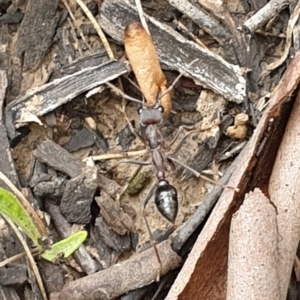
(138, 92, 165, 126)
(138, 103, 164, 126)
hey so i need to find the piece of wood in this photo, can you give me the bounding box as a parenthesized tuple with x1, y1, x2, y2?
(227, 188, 279, 300)
(15, 0, 59, 71)
(33, 140, 84, 178)
(269, 89, 300, 299)
(243, 0, 289, 33)
(51, 239, 181, 300)
(60, 167, 98, 224)
(165, 53, 300, 300)
(170, 0, 245, 65)
(60, 51, 108, 75)
(166, 0, 230, 44)
(95, 193, 135, 235)
(5, 60, 128, 139)
(33, 139, 122, 198)
(99, 0, 246, 103)
(95, 216, 131, 252)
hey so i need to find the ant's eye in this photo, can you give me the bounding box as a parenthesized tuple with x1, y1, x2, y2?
(158, 106, 164, 113)
(137, 107, 143, 115)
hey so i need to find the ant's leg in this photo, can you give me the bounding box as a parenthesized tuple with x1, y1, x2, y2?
(168, 156, 239, 192)
(164, 125, 195, 150)
(166, 121, 223, 153)
(142, 183, 162, 281)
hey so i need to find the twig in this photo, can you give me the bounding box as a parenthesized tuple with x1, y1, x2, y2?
(134, 0, 150, 35)
(2, 216, 47, 300)
(62, 0, 93, 53)
(83, 149, 148, 162)
(0, 248, 39, 268)
(75, 0, 114, 59)
(0, 172, 48, 236)
(67, 17, 83, 56)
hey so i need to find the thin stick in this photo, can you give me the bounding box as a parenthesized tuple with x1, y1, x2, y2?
(67, 17, 83, 56)
(2, 216, 48, 300)
(135, 0, 150, 35)
(0, 248, 39, 268)
(0, 172, 48, 236)
(83, 149, 147, 162)
(75, 0, 114, 59)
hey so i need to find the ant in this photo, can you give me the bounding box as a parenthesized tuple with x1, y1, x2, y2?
(105, 63, 237, 277)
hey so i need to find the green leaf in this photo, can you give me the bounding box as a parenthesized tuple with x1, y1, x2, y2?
(41, 231, 87, 262)
(0, 188, 42, 249)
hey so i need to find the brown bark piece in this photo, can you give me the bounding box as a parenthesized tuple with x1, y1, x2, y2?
(52, 239, 181, 300)
(269, 89, 300, 299)
(99, 0, 246, 103)
(227, 188, 279, 300)
(165, 53, 300, 300)
(15, 0, 59, 71)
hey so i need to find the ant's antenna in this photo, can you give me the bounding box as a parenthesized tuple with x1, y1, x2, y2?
(106, 82, 143, 104)
(159, 59, 199, 101)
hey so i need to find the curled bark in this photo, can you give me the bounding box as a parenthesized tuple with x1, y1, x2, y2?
(269, 89, 300, 299)
(227, 188, 279, 300)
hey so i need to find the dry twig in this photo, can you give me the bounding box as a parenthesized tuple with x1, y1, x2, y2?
(75, 0, 114, 59)
(83, 149, 148, 162)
